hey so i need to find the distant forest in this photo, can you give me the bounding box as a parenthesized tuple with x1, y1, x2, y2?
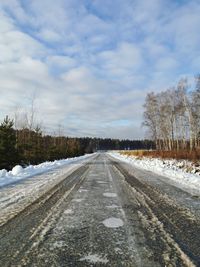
(0, 116, 154, 170)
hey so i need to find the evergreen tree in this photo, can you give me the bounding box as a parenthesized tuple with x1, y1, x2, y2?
(0, 116, 18, 169)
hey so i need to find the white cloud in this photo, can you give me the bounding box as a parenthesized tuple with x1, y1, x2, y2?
(46, 55, 77, 72)
(155, 57, 179, 71)
(0, 31, 46, 63)
(97, 42, 144, 80)
(167, 3, 200, 54)
(38, 29, 62, 42)
(0, 0, 199, 139)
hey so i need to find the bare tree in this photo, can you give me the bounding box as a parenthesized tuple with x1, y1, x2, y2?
(143, 92, 160, 149)
(143, 75, 200, 151)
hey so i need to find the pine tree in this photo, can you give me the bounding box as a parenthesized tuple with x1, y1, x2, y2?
(0, 116, 18, 170)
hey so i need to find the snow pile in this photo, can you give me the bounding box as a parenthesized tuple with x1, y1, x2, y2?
(0, 154, 93, 187)
(11, 165, 24, 175)
(109, 152, 200, 193)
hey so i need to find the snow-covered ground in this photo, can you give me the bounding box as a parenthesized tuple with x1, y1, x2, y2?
(109, 152, 200, 194)
(0, 154, 94, 188)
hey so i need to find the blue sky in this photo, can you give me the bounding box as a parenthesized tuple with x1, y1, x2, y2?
(0, 0, 200, 139)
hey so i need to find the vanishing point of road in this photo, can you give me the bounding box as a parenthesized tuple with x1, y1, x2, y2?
(0, 153, 200, 266)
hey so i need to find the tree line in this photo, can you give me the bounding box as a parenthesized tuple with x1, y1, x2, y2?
(0, 116, 154, 170)
(143, 75, 200, 151)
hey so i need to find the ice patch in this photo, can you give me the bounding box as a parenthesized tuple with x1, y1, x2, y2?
(78, 189, 88, 192)
(103, 192, 117, 197)
(80, 254, 109, 264)
(115, 247, 122, 253)
(52, 240, 65, 248)
(64, 209, 73, 214)
(102, 217, 124, 228)
(106, 204, 119, 209)
(72, 198, 83, 202)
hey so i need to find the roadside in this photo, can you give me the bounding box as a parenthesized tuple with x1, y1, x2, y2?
(0, 153, 96, 226)
(109, 152, 200, 196)
(0, 153, 94, 188)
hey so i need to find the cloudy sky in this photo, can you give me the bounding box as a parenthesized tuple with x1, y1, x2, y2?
(0, 0, 200, 139)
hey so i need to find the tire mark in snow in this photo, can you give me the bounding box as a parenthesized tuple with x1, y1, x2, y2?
(113, 161, 200, 266)
(0, 164, 90, 267)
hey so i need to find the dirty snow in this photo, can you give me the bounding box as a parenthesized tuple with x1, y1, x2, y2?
(0, 154, 94, 187)
(102, 217, 124, 228)
(109, 152, 200, 194)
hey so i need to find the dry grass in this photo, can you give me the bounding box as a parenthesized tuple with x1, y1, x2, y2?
(120, 149, 200, 162)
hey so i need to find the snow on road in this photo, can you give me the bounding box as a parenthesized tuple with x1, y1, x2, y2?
(0, 153, 95, 226)
(109, 152, 200, 195)
(0, 153, 199, 266)
(102, 217, 124, 228)
(22, 154, 144, 266)
(103, 192, 117, 197)
(80, 254, 109, 264)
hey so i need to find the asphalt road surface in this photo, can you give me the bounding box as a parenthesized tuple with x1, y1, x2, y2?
(0, 153, 200, 267)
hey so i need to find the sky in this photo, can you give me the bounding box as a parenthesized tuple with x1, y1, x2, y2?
(0, 0, 200, 139)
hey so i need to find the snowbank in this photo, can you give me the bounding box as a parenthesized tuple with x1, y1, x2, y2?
(0, 154, 93, 187)
(109, 152, 200, 193)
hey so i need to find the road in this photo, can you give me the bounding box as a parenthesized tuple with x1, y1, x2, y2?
(0, 153, 200, 266)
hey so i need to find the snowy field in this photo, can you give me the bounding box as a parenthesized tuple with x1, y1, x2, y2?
(0, 154, 94, 188)
(109, 152, 200, 194)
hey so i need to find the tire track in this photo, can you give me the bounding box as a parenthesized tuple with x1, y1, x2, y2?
(0, 163, 90, 267)
(113, 161, 200, 266)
